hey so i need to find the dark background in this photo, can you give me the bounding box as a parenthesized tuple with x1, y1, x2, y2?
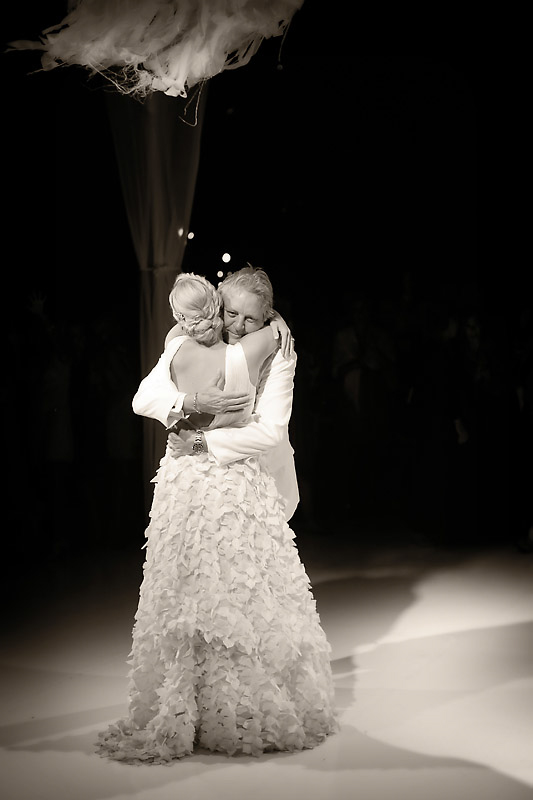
(2, 3, 529, 567)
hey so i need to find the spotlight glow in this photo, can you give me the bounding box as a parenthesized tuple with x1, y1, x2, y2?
(177, 227, 184, 237)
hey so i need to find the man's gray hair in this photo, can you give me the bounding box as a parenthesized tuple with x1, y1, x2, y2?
(218, 266, 274, 321)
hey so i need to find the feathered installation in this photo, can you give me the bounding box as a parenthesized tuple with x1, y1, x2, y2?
(10, 0, 304, 97)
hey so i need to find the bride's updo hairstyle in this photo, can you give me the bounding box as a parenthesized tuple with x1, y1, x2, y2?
(169, 272, 223, 347)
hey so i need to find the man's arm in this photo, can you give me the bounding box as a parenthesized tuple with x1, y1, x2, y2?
(133, 313, 292, 429)
(204, 351, 296, 465)
(132, 353, 186, 428)
(132, 343, 253, 427)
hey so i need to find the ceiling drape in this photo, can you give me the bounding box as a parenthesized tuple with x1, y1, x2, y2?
(106, 89, 207, 506)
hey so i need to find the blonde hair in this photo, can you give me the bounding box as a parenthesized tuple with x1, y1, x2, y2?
(218, 265, 274, 321)
(169, 272, 223, 346)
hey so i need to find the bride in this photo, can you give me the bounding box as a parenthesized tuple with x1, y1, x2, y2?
(97, 272, 337, 763)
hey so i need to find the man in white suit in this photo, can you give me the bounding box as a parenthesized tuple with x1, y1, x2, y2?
(132, 267, 299, 520)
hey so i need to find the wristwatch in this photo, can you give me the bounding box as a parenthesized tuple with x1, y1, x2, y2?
(192, 430, 205, 454)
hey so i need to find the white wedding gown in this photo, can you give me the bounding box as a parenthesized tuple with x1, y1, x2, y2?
(97, 337, 337, 763)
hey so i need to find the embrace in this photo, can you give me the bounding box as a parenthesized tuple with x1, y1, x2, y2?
(97, 266, 337, 763)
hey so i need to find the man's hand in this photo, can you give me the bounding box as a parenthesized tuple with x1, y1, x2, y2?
(269, 312, 295, 359)
(167, 426, 208, 454)
(185, 371, 252, 415)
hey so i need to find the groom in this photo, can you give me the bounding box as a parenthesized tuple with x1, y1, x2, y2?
(132, 266, 299, 521)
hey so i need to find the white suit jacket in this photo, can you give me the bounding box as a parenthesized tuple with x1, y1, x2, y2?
(132, 344, 299, 521)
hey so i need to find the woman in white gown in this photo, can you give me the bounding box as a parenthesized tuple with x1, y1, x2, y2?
(97, 273, 337, 763)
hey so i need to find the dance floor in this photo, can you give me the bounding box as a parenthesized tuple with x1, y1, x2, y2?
(1, 531, 532, 800)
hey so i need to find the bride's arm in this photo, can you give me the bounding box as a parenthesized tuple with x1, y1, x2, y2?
(239, 326, 280, 385)
(269, 312, 295, 358)
(203, 349, 297, 462)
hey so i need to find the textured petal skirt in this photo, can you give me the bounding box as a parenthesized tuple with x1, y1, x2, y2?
(97, 436, 337, 763)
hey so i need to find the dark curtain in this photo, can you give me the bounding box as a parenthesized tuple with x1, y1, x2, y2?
(106, 89, 207, 501)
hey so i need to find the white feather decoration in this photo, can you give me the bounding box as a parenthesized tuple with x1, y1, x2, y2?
(10, 0, 304, 97)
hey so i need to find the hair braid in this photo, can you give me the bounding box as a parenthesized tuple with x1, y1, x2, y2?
(169, 272, 223, 346)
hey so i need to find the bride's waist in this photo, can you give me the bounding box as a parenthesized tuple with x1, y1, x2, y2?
(169, 411, 251, 437)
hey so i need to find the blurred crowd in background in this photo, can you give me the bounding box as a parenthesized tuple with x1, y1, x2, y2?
(7, 266, 530, 562)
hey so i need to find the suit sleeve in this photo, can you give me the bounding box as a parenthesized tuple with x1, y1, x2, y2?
(132, 354, 187, 428)
(204, 352, 296, 466)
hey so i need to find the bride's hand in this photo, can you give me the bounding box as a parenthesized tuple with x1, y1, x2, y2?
(269, 312, 295, 359)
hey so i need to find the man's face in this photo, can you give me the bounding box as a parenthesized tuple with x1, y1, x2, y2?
(222, 288, 266, 344)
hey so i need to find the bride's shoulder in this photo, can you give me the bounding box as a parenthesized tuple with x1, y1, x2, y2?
(163, 335, 195, 364)
(169, 336, 197, 357)
(164, 324, 185, 349)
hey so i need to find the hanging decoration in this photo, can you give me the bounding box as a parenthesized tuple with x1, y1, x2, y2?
(10, 0, 304, 98)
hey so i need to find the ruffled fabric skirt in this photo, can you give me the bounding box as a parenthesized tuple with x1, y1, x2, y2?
(96, 434, 337, 764)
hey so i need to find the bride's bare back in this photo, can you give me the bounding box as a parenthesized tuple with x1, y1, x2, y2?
(170, 338, 228, 394)
(170, 327, 278, 394)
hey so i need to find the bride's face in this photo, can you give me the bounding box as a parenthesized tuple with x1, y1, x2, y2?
(222, 289, 265, 344)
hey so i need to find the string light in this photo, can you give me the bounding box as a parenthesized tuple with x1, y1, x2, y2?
(217, 270, 224, 278)
(187, 231, 195, 239)
(222, 253, 231, 263)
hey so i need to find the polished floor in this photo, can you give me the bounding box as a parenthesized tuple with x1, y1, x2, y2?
(1, 531, 532, 800)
